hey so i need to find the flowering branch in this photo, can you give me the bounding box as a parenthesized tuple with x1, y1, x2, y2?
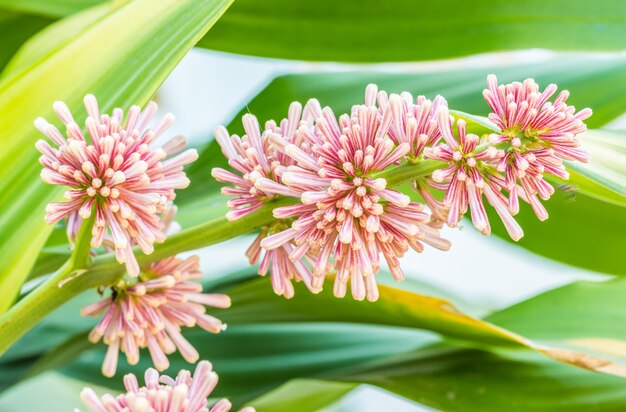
(0, 159, 443, 357)
(0, 200, 274, 357)
(0, 75, 594, 379)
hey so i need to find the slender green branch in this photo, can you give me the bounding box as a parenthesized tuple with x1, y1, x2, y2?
(0, 160, 443, 355)
(0, 215, 95, 356)
(375, 159, 446, 187)
(70, 214, 96, 269)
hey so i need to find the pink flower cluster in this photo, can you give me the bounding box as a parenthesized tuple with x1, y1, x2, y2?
(212, 101, 322, 298)
(214, 77, 590, 301)
(81, 255, 230, 377)
(483, 75, 592, 220)
(79, 361, 255, 412)
(36, 95, 197, 276)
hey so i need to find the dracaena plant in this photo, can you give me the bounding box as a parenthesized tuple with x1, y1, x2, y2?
(1, 1, 625, 411)
(2, 70, 618, 412)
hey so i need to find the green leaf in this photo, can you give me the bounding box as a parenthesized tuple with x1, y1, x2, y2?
(342, 348, 626, 412)
(32, 276, 626, 390)
(0, 0, 233, 314)
(61, 322, 438, 404)
(486, 278, 626, 364)
(0, 0, 103, 18)
(490, 190, 626, 275)
(248, 379, 359, 412)
(568, 129, 626, 202)
(0, 9, 52, 71)
(9, 275, 626, 408)
(0, 2, 115, 79)
(6, 1, 626, 62)
(203, 0, 626, 62)
(221, 278, 523, 347)
(339, 278, 626, 411)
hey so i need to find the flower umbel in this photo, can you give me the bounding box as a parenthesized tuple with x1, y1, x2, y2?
(211, 101, 319, 221)
(35, 95, 198, 276)
(263, 99, 450, 301)
(483, 75, 591, 220)
(426, 108, 523, 240)
(81, 255, 230, 377)
(79, 361, 255, 412)
(212, 101, 322, 297)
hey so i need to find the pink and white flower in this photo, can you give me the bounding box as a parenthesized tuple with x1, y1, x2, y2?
(79, 361, 255, 412)
(373, 85, 448, 159)
(212, 101, 322, 297)
(262, 101, 450, 301)
(81, 255, 230, 377)
(211, 101, 320, 221)
(425, 107, 523, 240)
(35, 95, 197, 276)
(378, 86, 450, 223)
(483, 75, 591, 219)
(245, 225, 320, 298)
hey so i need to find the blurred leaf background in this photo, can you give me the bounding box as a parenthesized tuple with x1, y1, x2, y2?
(0, 0, 624, 411)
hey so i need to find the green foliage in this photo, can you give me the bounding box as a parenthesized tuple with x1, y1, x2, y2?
(6, 275, 626, 410)
(5, 0, 626, 62)
(0, 9, 51, 71)
(0, 1, 625, 411)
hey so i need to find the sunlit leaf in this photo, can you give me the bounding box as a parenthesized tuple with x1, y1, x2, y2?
(249, 379, 359, 412)
(343, 348, 626, 412)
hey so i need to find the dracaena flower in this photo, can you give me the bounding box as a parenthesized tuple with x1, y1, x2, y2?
(375, 86, 450, 223)
(483, 74, 591, 219)
(81, 255, 230, 377)
(245, 225, 320, 298)
(367, 84, 448, 159)
(211, 101, 320, 221)
(78, 361, 255, 412)
(212, 101, 322, 297)
(262, 102, 450, 302)
(35, 95, 197, 276)
(425, 107, 523, 240)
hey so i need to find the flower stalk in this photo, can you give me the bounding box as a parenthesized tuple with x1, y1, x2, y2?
(0, 213, 95, 355)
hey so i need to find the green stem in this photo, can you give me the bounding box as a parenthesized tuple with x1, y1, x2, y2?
(0, 160, 443, 356)
(375, 159, 446, 187)
(0, 214, 95, 356)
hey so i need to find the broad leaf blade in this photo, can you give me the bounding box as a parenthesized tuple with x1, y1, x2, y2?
(342, 348, 626, 412)
(340, 278, 626, 411)
(0, 0, 102, 18)
(249, 379, 359, 412)
(5, 0, 626, 62)
(0, 2, 115, 79)
(570, 130, 626, 200)
(9, 275, 626, 408)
